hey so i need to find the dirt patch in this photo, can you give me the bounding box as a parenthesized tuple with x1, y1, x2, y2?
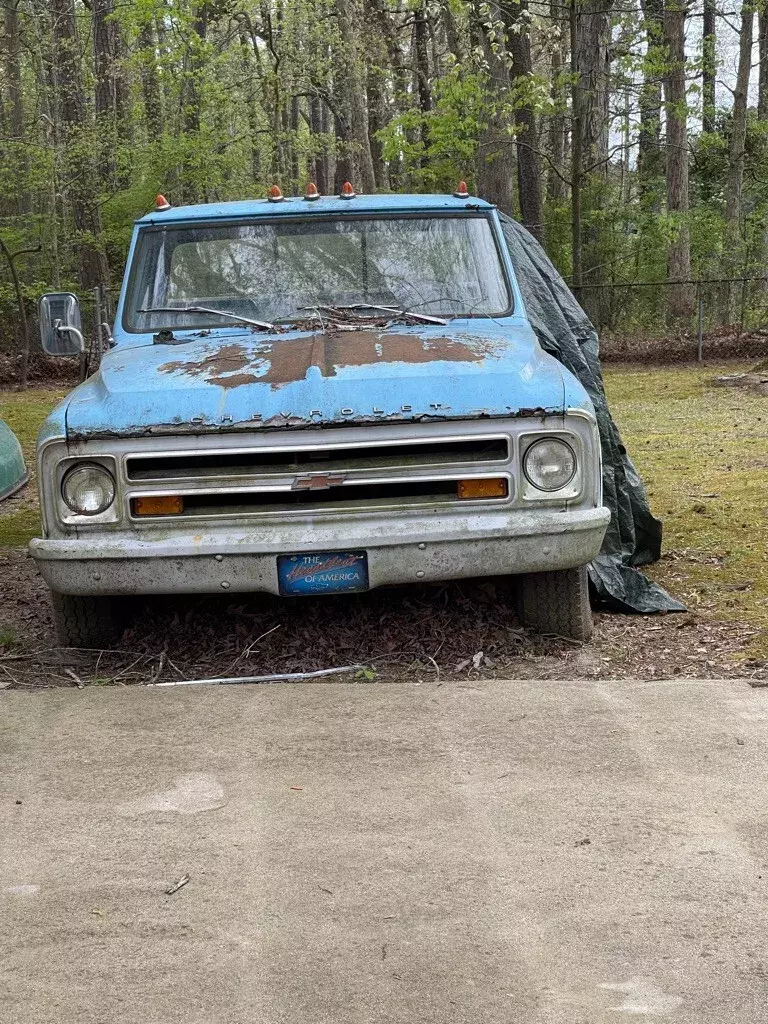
(712, 370, 768, 395)
(600, 327, 768, 364)
(0, 350, 78, 389)
(1, 551, 765, 690)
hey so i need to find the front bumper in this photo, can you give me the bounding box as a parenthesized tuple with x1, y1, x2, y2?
(29, 507, 610, 597)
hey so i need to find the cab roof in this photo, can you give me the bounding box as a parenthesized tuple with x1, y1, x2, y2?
(136, 192, 494, 225)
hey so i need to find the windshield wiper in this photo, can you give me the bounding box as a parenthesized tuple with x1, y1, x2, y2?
(313, 303, 448, 326)
(139, 306, 276, 331)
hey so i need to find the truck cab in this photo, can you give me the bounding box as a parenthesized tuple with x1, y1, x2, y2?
(32, 189, 610, 647)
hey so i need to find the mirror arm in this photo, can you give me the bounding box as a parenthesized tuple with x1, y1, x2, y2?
(54, 319, 85, 354)
(98, 322, 116, 348)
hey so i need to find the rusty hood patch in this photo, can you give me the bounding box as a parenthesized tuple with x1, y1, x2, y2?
(156, 331, 499, 390)
(63, 322, 583, 438)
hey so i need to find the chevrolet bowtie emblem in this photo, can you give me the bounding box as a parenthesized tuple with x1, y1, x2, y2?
(292, 473, 347, 490)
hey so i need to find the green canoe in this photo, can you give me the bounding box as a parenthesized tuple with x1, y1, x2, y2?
(0, 417, 28, 501)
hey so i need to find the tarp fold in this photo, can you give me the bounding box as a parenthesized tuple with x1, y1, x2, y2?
(500, 215, 685, 613)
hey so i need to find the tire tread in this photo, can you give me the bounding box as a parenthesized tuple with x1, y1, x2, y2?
(50, 592, 122, 649)
(517, 566, 593, 642)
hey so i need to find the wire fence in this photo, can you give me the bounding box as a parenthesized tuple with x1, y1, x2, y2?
(2, 278, 767, 379)
(575, 276, 768, 361)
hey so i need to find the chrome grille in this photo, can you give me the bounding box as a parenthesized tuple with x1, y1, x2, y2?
(123, 429, 514, 520)
(125, 436, 508, 482)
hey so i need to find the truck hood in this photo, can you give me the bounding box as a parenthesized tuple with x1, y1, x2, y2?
(64, 322, 581, 439)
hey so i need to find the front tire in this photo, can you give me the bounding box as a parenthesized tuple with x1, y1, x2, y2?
(516, 565, 593, 642)
(50, 592, 125, 649)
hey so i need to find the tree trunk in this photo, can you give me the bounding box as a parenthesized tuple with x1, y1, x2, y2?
(638, 0, 663, 202)
(502, 0, 544, 242)
(93, 0, 114, 118)
(721, 2, 754, 322)
(569, 0, 583, 293)
(367, 68, 390, 190)
(572, 0, 614, 321)
(475, 3, 515, 214)
(180, 1, 209, 203)
(547, 0, 566, 202)
(702, 0, 717, 129)
(439, 0, 463, 62)
(413, 3, 432, 168)
(663, 0, 692, 320)
(335, 0, 376, 193)
(333, 110, 355, 192)
(4, 1, 26, 214)
(759, 11, 768, 120)
(50, 0, 110, 290)
(92, 0, 116, 179)
(290, 95, 301, 192)
(574, 0, 611, 173)
(702, 0, 717, 132)
(309, 96, 329, 193)
(139, 21, 164, 140)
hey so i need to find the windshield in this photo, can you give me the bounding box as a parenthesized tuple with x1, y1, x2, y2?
(124, 214, 511, 332)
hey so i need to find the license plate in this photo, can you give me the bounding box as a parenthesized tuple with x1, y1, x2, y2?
(277, 552, 369, 596)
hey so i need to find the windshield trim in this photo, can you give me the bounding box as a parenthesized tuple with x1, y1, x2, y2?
(121, 210, 514, 334)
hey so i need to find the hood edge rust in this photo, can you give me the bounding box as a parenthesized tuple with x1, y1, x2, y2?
(66, 406, 559, 442)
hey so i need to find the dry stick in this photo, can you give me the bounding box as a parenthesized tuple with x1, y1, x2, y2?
(149, 646, 168, 685)
(64, 667, 84, 689)
(150, 664, 367, 688)
(0, 663, 19, 688)
(0, 646, 148, 662)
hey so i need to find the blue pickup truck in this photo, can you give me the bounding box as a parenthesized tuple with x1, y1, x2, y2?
(32, 187, 610, 647)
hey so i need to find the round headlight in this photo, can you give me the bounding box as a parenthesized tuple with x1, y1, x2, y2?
(523, 438, 576, 492)
(61, 463, 116, 515)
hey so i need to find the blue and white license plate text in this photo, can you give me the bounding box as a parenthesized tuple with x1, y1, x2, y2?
(278, 552, 369, 596)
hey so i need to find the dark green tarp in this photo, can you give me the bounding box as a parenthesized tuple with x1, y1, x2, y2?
(500, 215, 685, 614)
(0, 417, 28, 503)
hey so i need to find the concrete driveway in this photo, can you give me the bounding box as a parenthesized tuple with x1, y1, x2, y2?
(2, 678, 767, 1023)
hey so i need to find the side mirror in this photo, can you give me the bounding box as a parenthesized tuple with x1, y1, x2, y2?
(38, 292, 84, 357)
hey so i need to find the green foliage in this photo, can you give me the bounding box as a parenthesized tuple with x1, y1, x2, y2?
(378, 68, 488, 191)
(0, 0, 766, 344)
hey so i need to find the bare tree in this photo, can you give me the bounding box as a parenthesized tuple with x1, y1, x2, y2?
(3, 0, 26, 214)
(759, 9, 768, 120)
(475, 3, 516, 214)
(702, 0, 717, 132)
(502, 0, 544, 242)
(335, 0, 376, 192)
(663, 0, 691, 319)
(721, 1, 755, 322)
(139, 20, 164, 140)
(49, 0, 110, 290)
(638, 0, 664, 200)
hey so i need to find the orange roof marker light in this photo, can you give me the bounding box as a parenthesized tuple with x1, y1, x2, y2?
(155, 194, 171, 211)
(339, 181, 356, 200)
(267, 184, 285, 202)
(304, 182, 321, 201)
(454, 180, 469, 198)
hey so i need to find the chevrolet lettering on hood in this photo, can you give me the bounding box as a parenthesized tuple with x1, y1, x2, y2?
(31, 190, 610, 647)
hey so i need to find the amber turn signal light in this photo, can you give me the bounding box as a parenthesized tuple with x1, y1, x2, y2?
(133, 495, 184, 516)
(457, 478, 508, 500)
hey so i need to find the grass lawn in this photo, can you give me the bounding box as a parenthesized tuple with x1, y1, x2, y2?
(1, 366, 766, 653)
(0, 388, 67, 547)
(603, 362, 767, 653)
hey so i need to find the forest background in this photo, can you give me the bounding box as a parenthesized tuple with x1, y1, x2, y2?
(1, 0, 767, 380)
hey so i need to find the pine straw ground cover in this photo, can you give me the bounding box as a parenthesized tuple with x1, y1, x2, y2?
(0, 361, 766, 689)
